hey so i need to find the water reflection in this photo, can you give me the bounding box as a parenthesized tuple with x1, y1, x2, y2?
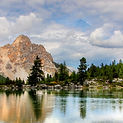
(78, 90, 86, 119)
(0, 91, 32, 123)
(55, 90, 69, 115)
(0, 90, 55, 123)
(80, 101, 86, 119)
(28, 90, 43, 120)
(0, 89, 123, 123)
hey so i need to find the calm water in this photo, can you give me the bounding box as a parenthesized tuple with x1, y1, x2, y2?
(0, 89, 123, 123)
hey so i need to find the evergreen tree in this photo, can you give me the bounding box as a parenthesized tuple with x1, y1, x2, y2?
(59, 62, 69, 82)
(69, 71, 77, 83)
(5, 77, 13, 85)
(118, 59, 123, 78)
(78, 57, 87, 85)
(54, 72, 59, 82)
(0, 75, 7, 85)
(88, 64, 97, 78)
(45, 74, 53, 83)
(15, 77, 24, 88)
(28, 56, 44, 85)
(112, 62, 118, 78)
(86, 59, 123, 81)
(119, 68, 123, 78)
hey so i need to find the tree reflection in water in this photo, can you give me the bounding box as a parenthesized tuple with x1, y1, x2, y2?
(55, 90, 68, 115)
(59, 97, 67, 115)
(0, 89, 123, 123)
(28, 90, 43, 120)
(79, 90, 87, 119)
(80, 99, 86, 119)
(1, 89, 24, 97)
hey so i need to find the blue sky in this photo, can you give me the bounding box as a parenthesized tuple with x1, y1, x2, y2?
(0, 0, 123, 69)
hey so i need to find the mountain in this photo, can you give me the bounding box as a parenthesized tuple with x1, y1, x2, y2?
(0, 35, 57, 81)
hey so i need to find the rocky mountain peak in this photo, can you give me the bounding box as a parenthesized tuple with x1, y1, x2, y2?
(0, 35, 57, 81)
(12, 35, 31, 47)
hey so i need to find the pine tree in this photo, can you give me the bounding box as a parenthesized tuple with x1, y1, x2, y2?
(118, 59, 123, 78)
(88, 64, 97, 78)
(54, 72, 59, 82)
(28, 56, 44, 85)
(59, 62, 69, 82)
(70, 71, 77, 83)
(45, 74, 52, 83)
(78, 57, 87, 85)
(15, 77, 24, 88)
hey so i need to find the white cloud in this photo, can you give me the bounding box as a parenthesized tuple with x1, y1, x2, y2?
(39, 0, 123, 27)
(12, 13, 42, 33)
(26, 0, 45, 5)
(30, 24, 88, 62)
(0, 13, 42, 45)
(42, 42, 61, 51)
(31, 23, 87, 43)
(0, 0, 122, 67)
(29, 22, 123, 67)
(90, 24, 123, 48)
(0, 17, 10, 37)
(1, 0, 123, 24)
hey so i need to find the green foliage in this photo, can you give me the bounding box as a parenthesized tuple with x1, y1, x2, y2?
(44, 62, 70, 85)
(78, 57, 87, 85)
(0, 56, 122, 87)
(28, 56, 44, 85)
(0, 75, 24, 86)
(47, 58, 123, 86)
(87, 59, 123, 81)
(15, 78, 24, 88)
(69, 71, 78, 84)
(87, 64, 97, 78)
(6, 77, 15, 85)
(44, 74, 53, 84)
(59, 62, 69, 83)
(54, 72, 59, 82)
(0, 75, 7, 85)
(0, 76, 14, 85)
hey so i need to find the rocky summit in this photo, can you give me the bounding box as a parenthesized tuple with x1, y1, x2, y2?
(0, 35, 57, 81)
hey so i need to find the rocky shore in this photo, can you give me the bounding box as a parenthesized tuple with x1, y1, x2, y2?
(0, 84, 83, 91)
(0, 83, 123, 91)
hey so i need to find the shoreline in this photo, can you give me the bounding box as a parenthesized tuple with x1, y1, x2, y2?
(0, 83, 123, 91)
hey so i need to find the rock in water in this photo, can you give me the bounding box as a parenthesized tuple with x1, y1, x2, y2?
(0, 35, 57, 81)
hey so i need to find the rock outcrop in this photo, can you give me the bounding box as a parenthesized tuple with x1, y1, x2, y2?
(0, 35, 56, 81)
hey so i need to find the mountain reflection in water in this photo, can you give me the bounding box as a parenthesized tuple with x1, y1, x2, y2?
(0, 89, 123, 123)
(0, 90, 55, 123)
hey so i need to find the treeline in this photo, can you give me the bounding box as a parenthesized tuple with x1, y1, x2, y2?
(87, 60, 123, 82)
(0, 56, 123, 86)
(44, 58, 123, 85)
(28, 56, 123, 86)
(0, 76, 24, 87)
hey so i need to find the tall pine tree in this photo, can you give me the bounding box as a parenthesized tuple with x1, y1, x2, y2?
(28, 56, 44, 85)
(78, 57, 87, 85)
(59, 62, 69, 82)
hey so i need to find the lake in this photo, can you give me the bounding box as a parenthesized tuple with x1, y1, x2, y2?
(0, 89, 123, 123)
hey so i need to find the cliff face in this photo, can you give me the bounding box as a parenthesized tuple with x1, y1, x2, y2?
(0, 35, 56, 81)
